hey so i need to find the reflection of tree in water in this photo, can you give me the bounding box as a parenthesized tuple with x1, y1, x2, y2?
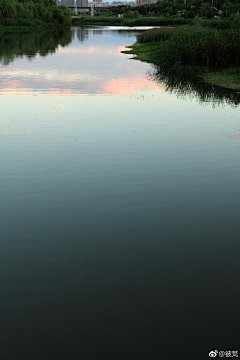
(93, 30, 102, 35)
(73, 27, 141, 40)
(0, 29, 71, 66)
(71, 28, 75, 40)
(71, 28, 89, 42)
(77, 28, 88, 42)
(148, 66, 240, 107)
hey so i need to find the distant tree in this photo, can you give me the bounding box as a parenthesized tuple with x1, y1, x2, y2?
(202, 2, 211, 17)
(18, 0, 56, 4)
(123, 10, 134, 18)
(223, 1, 235, 15)
(134, 10, 139, 18)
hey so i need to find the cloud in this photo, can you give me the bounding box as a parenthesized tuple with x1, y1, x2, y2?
(228, 135, 240, 140)
(0, 119, 31, 135)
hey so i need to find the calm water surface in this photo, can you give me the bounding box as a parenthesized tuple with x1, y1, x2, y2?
(1, 28, 240, 360)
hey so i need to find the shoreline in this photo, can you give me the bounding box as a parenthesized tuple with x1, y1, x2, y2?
(121, 39, 240, 91)
(0, 24, 71, 33)
(71, 17, 192, 27)
(0, 26, 46, 32)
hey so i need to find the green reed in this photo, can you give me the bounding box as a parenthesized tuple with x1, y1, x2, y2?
(139, 27, 240, 72)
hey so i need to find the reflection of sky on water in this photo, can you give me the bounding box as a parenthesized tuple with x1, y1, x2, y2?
(1, 27, 240, 360)
(0, 28, 160, 97)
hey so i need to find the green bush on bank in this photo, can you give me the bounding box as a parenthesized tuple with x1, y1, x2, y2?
(0, 0, 71, 28)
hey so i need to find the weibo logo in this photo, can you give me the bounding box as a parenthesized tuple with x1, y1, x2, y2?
(209, 350, 218, 357)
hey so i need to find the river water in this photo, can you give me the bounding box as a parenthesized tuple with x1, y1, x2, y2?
(1, 27, 240, 360)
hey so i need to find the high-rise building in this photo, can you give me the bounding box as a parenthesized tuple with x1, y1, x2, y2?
(76, 0, 88, 6)
(61, 0, 75, 6)
(136, 0, 152, 4)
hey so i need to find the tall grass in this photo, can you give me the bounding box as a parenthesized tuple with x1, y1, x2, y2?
(191, 18, 231, 29)
(138, 26, 189, 43)
(138, 27, 240, 72)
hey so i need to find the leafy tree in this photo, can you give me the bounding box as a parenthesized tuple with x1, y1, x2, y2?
(134, 10, 140, 18)
(123, 10, 134, 18)
(0, 0, 71, 26)
(202, 2, 211, 17)
(223, 0, 235, 15)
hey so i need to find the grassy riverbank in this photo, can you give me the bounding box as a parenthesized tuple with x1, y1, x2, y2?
(72, 16, 192, 27)
(122, 26, 240, 90)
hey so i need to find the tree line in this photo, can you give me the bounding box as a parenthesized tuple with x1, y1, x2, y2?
(0, 0, 71, 27)
(112, 0, 240, 19)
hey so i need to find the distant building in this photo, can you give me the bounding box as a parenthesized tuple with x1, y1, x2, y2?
(76, 0, 88, 6)
(61, 0, 88, 6)
(87, 0, 135, 6)
(136, 0, 153, 4)
(61, 0, 74, 5)
(116, 1, 135, 5)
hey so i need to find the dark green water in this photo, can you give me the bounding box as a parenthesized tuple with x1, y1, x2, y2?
(1, 28, 240, 360)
